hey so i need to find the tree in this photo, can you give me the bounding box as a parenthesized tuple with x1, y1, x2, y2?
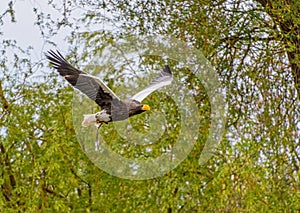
(257, 0, 300, 97)
(0, 0, 299, 211)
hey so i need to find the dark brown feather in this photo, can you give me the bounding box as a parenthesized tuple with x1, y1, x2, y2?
(46, 50, 114, 110)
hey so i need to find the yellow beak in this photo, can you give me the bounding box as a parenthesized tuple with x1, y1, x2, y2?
(142, 104, 150, 111)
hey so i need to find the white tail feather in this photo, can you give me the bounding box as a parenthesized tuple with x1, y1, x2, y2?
(81, 114, 97, 127)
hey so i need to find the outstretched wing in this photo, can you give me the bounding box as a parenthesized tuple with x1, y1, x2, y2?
(46, 50, 120, 109)
(131, 65, 173, 102)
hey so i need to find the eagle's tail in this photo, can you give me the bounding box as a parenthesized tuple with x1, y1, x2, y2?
(81, 114, 97, 127)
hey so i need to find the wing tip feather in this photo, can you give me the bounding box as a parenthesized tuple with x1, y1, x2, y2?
(163, 65, 172, 76)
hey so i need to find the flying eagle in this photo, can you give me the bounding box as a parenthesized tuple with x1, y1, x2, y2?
(46, 50, 173, 129)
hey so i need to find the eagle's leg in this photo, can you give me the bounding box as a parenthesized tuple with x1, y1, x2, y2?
(95, 110, 111, 124)
(95, 122, 103, 151)
(96, 120, 103, 128)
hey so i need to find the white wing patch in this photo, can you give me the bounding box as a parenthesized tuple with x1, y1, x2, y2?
(131, 65, 173, 102)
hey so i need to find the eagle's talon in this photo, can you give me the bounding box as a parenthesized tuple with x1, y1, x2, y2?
(96, 121, 102, 128)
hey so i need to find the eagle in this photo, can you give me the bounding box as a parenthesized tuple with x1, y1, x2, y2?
(46, 50, 173, 129)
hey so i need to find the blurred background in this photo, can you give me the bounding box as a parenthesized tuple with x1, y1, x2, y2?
(0, 0, 299, 211)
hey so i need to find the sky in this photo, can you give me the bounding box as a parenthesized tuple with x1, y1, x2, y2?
(0, 0, 117, 65)
(1, 0, 70, 61)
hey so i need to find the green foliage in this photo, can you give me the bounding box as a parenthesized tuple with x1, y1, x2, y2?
(0, 0, 299, 212)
